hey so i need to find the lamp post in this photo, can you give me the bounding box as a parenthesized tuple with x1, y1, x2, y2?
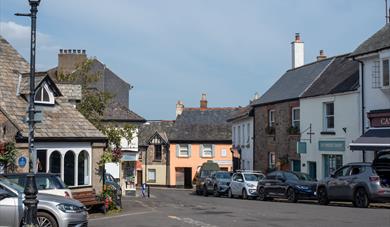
(15, 0, 41, 226)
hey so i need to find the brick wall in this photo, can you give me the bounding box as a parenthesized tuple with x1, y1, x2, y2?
(253, 100, 300, 173)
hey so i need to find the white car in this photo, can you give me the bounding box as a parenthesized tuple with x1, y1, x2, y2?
(228, 171, 265, 199)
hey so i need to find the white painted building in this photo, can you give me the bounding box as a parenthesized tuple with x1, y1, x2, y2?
(300, 54, 362, 180)
(228, 105, 254, 170)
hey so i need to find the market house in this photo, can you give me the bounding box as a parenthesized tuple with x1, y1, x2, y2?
(0, 36, 107, 193)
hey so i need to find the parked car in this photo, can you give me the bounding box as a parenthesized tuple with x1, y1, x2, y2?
(228, 171, 265, 199)
(194, 161, 220, 195)
(317, 154, 390, 208)
(0, 177, 87, 227)
(104, 173, 122, 196)
(1, 173, 73, 198)
(257, 171, 317, 203)
(203, 171, 232, 196)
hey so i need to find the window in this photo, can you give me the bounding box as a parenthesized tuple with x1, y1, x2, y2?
(233, 127, 236, 146)
(78, 150, 90, 185)
(372, 60, 381, 88)
(334, 166, 349, 178)
(268, 152, 276, 169)
(292, 107, 300, 129)
(201, 144, 213, 157)
(37, 150, 47, 173)
(154, 145, 162, 161)
(49, 151, 61, 174)
(233, 173, 243, 182)
(382, 59, 390, 87)
(323, 154, 343, 177)
(324, 102, 334, 131)
(35, 83, 54, 104)
(64, 151, 75, 186)
(178, 144, 190, 157)
(269, 110, 275, 127)
(246, 123, 250, 144)
(237, 126, 241, 146)
(221, 149, 227, 157)
(242, 124, 245, 145)
(148, 169, 156, 183)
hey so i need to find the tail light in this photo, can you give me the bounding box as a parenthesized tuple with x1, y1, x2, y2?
(369, 176, 380, 182)
(64, 191, 70, 198)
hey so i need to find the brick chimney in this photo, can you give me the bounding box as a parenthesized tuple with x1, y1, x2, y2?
(58, 49, 87, 76)
(200, 93, 208, 110)
(291, 33, 304, 68)
(176, 100, 184, 117)
(316, 50, 327, 61)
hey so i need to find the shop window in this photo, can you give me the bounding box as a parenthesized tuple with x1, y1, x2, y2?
(148, 169, 156, 183)
(64, 151, 75, 186)
(323, 154, 343, 178)
(49, 151, 61, 174)
(154, 145, 162, 161)
(78, 150, 90, 186)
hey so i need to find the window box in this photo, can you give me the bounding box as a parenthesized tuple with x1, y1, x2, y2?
(287, 126, 300, 135)
(320, 131, 336, 135)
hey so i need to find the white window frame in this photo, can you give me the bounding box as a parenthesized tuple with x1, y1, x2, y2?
(179, 144, 189, 157)
(268, 110, 275, 127)
(246, 123, 250, 145)
(323, 102, 334, 131)
(148, 169, 156, 182)
(35, 83, 55, 105)
(202, 144, 213, 157)
(268, 152, 276, 169)
(242, 124, 245, 146)
(291, 107, 300, 128)
(233, 126, 236, 146)
(237, 126, 241, 146)
(381, 58, 390, 88)
(221, 149, 227, 157)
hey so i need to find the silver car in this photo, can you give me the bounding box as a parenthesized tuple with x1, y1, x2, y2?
(228, 171, 265, 199)
(0, 177, 88, 227)
(317, 160, 390, 208)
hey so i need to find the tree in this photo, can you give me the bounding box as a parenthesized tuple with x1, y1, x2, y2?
(0, 142, 18, 173)
(57, 59, 135, 164)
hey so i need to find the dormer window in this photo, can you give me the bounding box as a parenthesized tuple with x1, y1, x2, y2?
(35, 83, 55, 105)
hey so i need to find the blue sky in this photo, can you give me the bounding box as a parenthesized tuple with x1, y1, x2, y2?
(0, 0, 386, 120)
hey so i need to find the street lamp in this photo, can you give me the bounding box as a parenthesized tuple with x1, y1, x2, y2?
(15, 0, 41, 226)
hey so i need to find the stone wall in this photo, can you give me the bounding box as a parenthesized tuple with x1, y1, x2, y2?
(253, 100, 300, 173)
(91, 142, 105, 194)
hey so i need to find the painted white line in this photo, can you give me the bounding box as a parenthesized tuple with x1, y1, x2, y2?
(89, 210, 155, 222)
(168, 215, 218, 227)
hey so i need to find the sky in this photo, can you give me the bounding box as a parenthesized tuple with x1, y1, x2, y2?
(0, 0, 386, 120)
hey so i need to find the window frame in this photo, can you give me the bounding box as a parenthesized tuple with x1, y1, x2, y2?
(147, 169, 156, 183)
(268, 152, 276, 169)
(246, 123, 250, 145)
(291, 107, 300, 128)
(323, 102, 334, 131)
(154, 145, 162, 161)
(372, 60, 381, 88)
(35, 83, 55, 105)
(268, 109, 275, 127)
(178, 144, 189, 157)
(201, 144, 213, 158)
(382, 58, 390, 88)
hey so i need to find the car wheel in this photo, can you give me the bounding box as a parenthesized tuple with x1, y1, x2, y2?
(213, 185, 220, 197)
(317, 187, 329, 205)
(258, 187, 267, 201)
(354, 188, 369, 208)
(228, 188, 233, 198)
(203, 185, 208, 197)
(242, 189, 248, 200)
(37, 212, 58, 227)
(287, 188, 297, 203)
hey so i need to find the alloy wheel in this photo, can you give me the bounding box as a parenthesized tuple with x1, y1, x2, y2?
(287, 188, 297, 203)
(318, 187, 329, 205)
(242, 189, 248, 200)
(258, 187, 266, 201)
(354, 188, 369, 208)
(213, 185, 220, 197)
(37, 216, 53, 227)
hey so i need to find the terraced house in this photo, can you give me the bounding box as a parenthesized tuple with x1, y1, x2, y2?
(0, 36, 107, 193)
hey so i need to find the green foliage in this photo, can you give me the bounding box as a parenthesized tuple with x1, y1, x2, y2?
(77, 91, 112, 129)
(0, 142, 18, 173)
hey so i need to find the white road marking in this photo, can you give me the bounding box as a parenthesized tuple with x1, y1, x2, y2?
(168, 215, 218, 227)
(89, 210, 155, 221)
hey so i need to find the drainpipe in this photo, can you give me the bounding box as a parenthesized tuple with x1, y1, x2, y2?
(353, 58, 366, 162)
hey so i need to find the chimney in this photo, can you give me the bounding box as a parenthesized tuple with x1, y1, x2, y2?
(316, 49, 327, 61)
(58, 49, 87, 76)
(176, 100, 184, 117)
(200, 93, 208, 110)
(291, 33, 304, 68)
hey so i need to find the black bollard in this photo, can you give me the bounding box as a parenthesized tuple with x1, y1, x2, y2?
(23, 174, 39, 227)
(147, 185, 150, 198)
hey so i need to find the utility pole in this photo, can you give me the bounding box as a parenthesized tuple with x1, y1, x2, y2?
(15, 0, 41, 226)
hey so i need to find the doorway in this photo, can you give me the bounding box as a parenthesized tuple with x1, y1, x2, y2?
(184, 168, 192, 189)
(137, 170, 142, 186)
(308, 161, 317, 180)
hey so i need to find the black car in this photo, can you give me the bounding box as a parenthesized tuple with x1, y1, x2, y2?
(257, 171, 317, 203)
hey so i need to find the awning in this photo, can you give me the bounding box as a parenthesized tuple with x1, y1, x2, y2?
(350, 128, 390, 151)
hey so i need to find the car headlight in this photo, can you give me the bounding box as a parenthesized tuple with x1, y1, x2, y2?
(296, 185, 309, 190)
(246, 183, 255, 188)
(56, 203, 85, 213)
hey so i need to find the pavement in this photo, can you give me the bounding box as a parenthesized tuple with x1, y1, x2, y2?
(89, 188, 390, 227)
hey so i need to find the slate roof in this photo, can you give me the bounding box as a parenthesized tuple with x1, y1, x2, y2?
(19, 72, 62, 96)
(350, 24, 390, 58)
(0, 36, 106, 141)
(252, 58, 334, 106)
(138, 121, 174, 147)
(301, 54, 359, 98)
(56, 83, 82, 101)
(103, 102, 146, 122)
(169, 108, 238, 143)
(227, 105, 253, 122)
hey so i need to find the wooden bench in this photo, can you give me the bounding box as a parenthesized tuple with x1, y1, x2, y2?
(72, 189, 106, 214)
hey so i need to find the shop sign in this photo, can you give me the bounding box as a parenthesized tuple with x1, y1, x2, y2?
(371, 117, 390, 127)
(318, 141, 345, 152)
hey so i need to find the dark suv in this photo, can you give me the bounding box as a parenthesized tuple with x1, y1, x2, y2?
(317, 154, 390, 208)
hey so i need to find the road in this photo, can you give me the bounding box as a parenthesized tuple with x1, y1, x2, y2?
(89, 188, 390, 227)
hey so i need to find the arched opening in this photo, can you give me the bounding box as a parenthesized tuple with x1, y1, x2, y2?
(78, 150, 90, 185)
(64, 151, 75, 186)
(49, 151, 61, 174)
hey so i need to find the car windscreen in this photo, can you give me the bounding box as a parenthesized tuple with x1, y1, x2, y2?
(243, 174, 263, 181)
(293, 172, 315, 181)
(5, 175, 67, 190)
(200, 170, 216, 178)
(0, 178, 24, 194)
(216, 172, 231, 179)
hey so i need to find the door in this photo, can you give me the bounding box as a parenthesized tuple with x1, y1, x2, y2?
(184, 168, 192, 189)
(176, 168, 184, 188)
(137, 170, 142, 186)
(308, 162, 317, 181)
(327, 165, 350, 199)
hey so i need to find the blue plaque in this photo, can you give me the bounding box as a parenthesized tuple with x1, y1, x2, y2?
(18, 156, 27, 168)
